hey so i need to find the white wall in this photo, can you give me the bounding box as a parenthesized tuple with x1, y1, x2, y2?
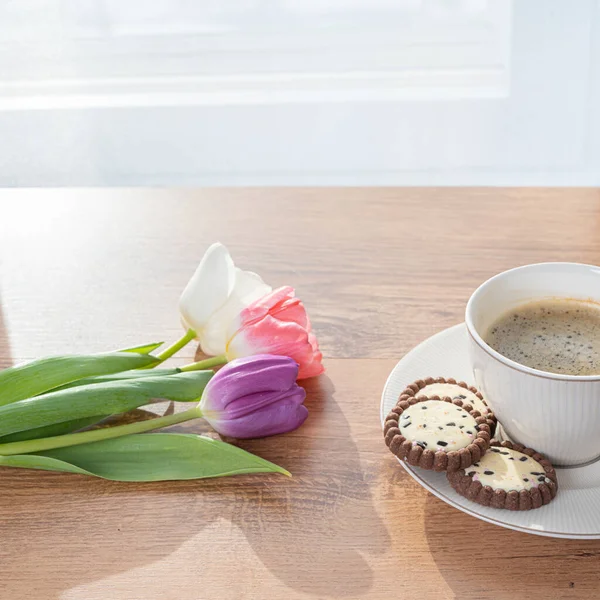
(0, 0, 598, 186)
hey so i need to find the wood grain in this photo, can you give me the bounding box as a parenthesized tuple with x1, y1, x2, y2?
(0, 188, 599, 600)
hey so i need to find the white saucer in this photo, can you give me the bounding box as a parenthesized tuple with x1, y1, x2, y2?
(380, 323, 600, 539)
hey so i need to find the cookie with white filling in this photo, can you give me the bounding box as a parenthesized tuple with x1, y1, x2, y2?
(384, 396, 491, 471)
(446, 440, 558, 510)
(400, 377, 496, 433)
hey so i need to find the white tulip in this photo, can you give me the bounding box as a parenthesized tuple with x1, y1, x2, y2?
(179, 243, 271, 356)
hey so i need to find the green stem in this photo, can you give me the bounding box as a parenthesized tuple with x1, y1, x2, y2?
(180, 354, 228, 372)
(140, 329, 196, 369)
(0, 406, 203, 456)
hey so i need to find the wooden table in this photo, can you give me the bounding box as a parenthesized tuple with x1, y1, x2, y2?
(1, 188, 600, 600)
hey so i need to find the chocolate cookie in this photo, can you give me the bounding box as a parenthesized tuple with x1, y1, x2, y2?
(447, 440, 558, 510)
(384, 396, 491, 472)
(400, 377, 496, 433)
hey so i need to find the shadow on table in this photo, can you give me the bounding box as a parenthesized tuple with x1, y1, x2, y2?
(229, 374, 390, 596)
(423, 494, 600, 599)
(0, 374, 389, 600)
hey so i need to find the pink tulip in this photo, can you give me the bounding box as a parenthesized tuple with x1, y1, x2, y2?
(226, 286, 324, 379)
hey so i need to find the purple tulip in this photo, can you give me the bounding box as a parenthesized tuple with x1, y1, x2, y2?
(198, 354, 308, 439)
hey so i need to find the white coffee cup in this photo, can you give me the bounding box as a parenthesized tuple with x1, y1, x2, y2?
(465, 262, 600, 467)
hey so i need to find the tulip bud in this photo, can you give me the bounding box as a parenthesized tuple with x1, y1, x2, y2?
(199, 354, 307, 439)
(226, 286, 324, 379)
(179, 243, 271, 355)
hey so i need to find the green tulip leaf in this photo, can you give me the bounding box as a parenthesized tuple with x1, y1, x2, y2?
(0, 370, 213, 438)
(24, 370, 182, 440)
(0, 352, 160, 406)
(0, 408, 170, 444)
(117, 342, 164, 354)
(0, 416, 106, 443)
(50, 367, 181, 392)
(0, 433, 290, 481)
